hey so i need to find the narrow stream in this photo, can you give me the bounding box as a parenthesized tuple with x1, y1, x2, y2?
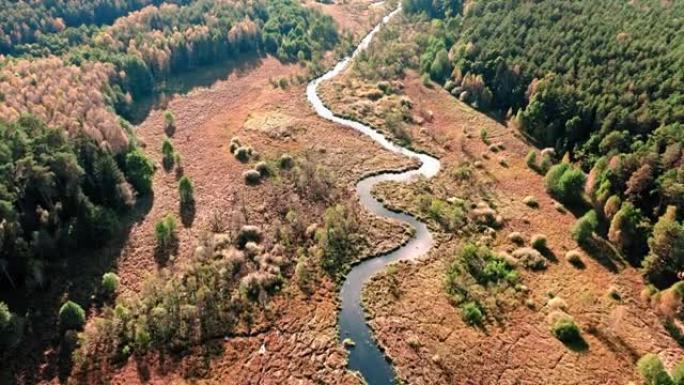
(307, 4, 440, 384)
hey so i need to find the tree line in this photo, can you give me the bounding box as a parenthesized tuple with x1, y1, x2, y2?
(0, 0, 193, 53)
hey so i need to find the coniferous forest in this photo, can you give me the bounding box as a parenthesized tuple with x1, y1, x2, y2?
(408, 0, 684, 285)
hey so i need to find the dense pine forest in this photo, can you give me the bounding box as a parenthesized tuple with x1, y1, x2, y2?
(407, 0, 684, 285)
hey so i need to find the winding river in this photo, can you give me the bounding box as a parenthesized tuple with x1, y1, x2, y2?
(307, 4, 440, 384)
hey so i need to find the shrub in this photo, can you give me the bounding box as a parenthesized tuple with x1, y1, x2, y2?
(59, 301, 86, 331)
(243, 169, 261, 185)
(155, 214, 177, 249)
(572, 210, 598, 245)
(178, 176, 194, 206)
(459, 243, 518, 285)
(462, 302, 484, 326)
(480, 128, 489, 144)
(526, 150, 538, 170)
(236, 225, 263, 248)
(508, 232, 525, 245)
(255, 161, 271, 177)
(234, 146, 251, 162)
(163, 110, 175, 134)
(540, 155, 553, 174)
(278, 153, 294, 169)
(101, 272, 119, 298)
(565, 250, 583, 267)
(229, 137, 241, 153)
(544, 163, 586, 204)
(317, 204, 358, 276)
(125, 149, 155, 195)
(161, 137, 175, 171)
(531, 234, 547, 250)
(512, 247, 547, 270)
(637, 354, 674, 385)
(427, 198, 465, 230)
(523, 195, 538, 208)
(551, 317, 582, 344)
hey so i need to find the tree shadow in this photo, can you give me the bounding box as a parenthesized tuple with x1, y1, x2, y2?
(0, 194, 153, 384)
(126, 52, 264, 125)
(563, 336, 589, 353)
(180, 201, 196, 228)
(164, 124, 176, 138)
(537, 246, 558, 263)
(581, 237, 624, 273)
(568, 257, 586, 270)
(154, 236, 179, 267)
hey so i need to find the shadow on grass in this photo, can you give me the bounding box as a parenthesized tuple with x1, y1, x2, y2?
(181, 201, 196, 228)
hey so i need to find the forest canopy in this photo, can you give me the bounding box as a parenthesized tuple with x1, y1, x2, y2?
(406, 0, 684, 283)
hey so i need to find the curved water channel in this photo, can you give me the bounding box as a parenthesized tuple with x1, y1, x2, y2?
(307, 4, 440, 384)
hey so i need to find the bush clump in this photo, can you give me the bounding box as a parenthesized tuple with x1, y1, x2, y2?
(178, 176, 194, 206)
(229, 137, 241, 153)
(278, 153, 294, 169)
(234, 146, 252, 162)
(236, 225, 263, 248)
(161, 137, 175, 171)
(59, 301, 86, 331)
(565, 250, 583, 267)
(462, 302, 484, 326)
(551, 317, 582, 344)
(637, 353, 675, 385)
(571, 210, 598, 246)
(512, 247, 547, 270)
(523, 195, 539, 208)
(243, 169, 261, 185)
(101, 272, 119, 298)
(155, 214, 177, 249)
(544, 163, 586, 204)
(531, 234, 548, 250)
(459, 243, 518, 285)
(508, 232, 525, 245)
(255, 161, 271, 177)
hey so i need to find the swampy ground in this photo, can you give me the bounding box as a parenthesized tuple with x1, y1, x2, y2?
(15, 1, 681, 385)
(319, 12, 682, 385)
(89, 2, 408, 384)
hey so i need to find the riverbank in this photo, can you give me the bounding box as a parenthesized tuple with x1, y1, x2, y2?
(319, 11, 683, 382)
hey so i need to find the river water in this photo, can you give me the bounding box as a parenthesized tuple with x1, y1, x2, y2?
(306, 5, 440, 384)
